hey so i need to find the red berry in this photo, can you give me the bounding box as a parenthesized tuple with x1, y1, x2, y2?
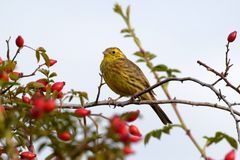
(123, 146, 134, 155)
(31, 106, 44, 119)
(44, 99, 56, 112)
(20, 151, 36, 159)
(58, 131, 72, 141)
(31, 91, 44, 102)
(75, 108, 91, 117)
(111, 116, 129, 142)
(9, 71, 22, 81)
(51, 82, 65, 92)
(15, 35, 24, 48)
(57, 91, 64, 99)
(22, 96, 31, 104)
(32, 97, 45, 110)
(124, 110, 140, 122)
(227, 31, 237, 43)
(129, 125, 141, 137)
(207, 157, 214, 160)
(0, 57, 3, 65)
(0, 105, 5, 113)
(36, 79, 48, 92)
(49, 59, 57, 66)
(0, 71, 9, 82)
(225, 150, 235, 160)
(111, 116, 126, 131)
(129, 136, 141, 143)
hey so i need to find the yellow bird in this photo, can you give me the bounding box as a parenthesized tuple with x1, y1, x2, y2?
(100, 47, 171, 124)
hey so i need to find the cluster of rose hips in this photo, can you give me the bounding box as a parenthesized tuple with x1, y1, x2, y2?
(0, 36, 65, 159)
(106, 110, 141, 155)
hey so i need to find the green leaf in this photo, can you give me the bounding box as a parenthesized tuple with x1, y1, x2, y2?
(124, 34, 132, 38)
(144, 124, 179, 145)
(204, 131, 238, 149)
(35, 51, 40, 62)
(49, 72, 57, 78)
(80, 92, 88, 100)
(152, 64, 168, 72)
(146, 52, 156, 60)
(113, 3, 124, 17)
(120, 28, 129, 33)
(134, 52, 144, 58)
(144, 132, 152, 144)
(161, 125, 173, 134)
(27, 82, 45, 89)
(37, 47, 46, 52)
(136, 58, 145, 63)
(134, 51, 156, 60)
(38, 69, 49, 77)
(126, 6, 130, 19)
(225, 135, 238, 149)
(171, 69, 181, 73)
(41, 51, 50, 67)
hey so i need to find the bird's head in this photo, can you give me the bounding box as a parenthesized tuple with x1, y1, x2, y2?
(102, 47, 126, 61)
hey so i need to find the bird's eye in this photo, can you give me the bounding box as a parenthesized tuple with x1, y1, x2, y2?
(112, 51, 115, 54)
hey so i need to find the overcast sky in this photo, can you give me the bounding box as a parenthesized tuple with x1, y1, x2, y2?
(0, 0, 240, 159)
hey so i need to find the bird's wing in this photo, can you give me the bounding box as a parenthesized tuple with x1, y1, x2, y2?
(116, 58, 151, 88)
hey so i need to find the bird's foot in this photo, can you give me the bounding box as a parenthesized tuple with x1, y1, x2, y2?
(130, 96, 141, 104)
(108, 96, 122, 108)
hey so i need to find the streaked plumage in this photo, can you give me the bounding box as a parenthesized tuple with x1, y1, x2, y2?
(100, 47, 171, 124)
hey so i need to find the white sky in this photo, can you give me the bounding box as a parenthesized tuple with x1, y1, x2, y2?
(0, 0, 240, 159)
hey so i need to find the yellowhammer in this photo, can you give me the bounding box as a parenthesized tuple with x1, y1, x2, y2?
(100, 47, 172, 124)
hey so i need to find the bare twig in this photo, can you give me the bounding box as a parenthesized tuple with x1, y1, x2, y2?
(95, 73, 105, 103)
(21, 63, 45, 78)
(6, 37, 11, 60)
(212, 42, 232, 86)
(197, 61, 240, 94)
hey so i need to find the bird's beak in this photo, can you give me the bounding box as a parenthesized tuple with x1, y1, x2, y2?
(102, 50, 107, 55)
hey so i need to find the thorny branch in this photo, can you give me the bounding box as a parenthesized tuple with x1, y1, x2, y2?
(60, 99, 240, 116)
(59, 76, 240, 116)
(198, 59, 240, 143)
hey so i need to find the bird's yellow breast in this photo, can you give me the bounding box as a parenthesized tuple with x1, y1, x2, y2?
(100, 58, 140, 96)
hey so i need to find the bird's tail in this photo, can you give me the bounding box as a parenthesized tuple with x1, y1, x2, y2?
(150, 103, 172, 125)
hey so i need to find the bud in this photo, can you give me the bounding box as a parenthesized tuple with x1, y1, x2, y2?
(51, 82, 65, 92)
(0, 71, 9, 82)
(20, 151, 36, 159)
(129, 136, 141, 143)
(0, 105, 5, 113)
(224, 150, 235, 160)
(9, 71, 22, 81)
(31, 106, 44, 119)
(43, 99, 56, 112)
(57, 91, 64, 99)
(123, 146, 134, 155)
(15, 35, 24, 48)
(129, 125, 141, 137)
(227, 31, 237, 43)
(75, 108, 91, 117)
(58, 131, 72, 141)
(0, 57, 3, 65)
(36, 79, 48, 92)
(22, 96, 31, 104)
(123, 110, 140, 122)
(49, 59, 57, 66)
(111, 116, 129, 142)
